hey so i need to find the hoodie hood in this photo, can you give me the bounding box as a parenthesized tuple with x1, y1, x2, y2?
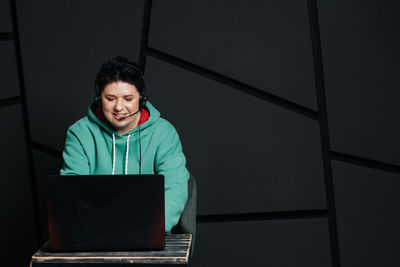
(86, 101, 161, 174)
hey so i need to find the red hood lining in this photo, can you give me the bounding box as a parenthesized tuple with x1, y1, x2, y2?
(93, 105, 149, 128)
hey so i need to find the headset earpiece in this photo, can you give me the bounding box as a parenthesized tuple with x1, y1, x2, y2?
(93, 95, 101, 105)
(139, 94, 148, 110)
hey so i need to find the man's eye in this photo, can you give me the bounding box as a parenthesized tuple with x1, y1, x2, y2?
(125, 98, 133, 101)
(106, 98, 115, 101)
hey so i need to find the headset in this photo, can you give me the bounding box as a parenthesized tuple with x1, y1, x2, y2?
(94, 59, 147, 174)
(126, 63, 148, 110)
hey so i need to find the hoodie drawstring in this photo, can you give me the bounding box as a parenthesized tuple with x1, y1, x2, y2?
(112, 133, 131, 175)
(112, 134, 116, 175)
(125, 134, 130, 175)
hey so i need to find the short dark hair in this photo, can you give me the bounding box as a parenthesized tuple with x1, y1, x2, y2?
(95, 56, 145, 96)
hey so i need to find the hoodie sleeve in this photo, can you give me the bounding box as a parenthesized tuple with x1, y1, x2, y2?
(155, 123, 189, 234)
(60, 128, 90, 175)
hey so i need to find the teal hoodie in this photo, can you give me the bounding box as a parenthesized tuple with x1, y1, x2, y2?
(60, 101, 189, 234)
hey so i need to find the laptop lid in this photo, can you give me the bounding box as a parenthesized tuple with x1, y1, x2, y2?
(47, 174, 165, 252)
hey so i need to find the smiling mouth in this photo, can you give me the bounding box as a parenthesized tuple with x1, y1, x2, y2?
(112, 114, 127, 120)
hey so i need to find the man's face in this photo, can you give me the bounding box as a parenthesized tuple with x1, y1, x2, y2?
(101, 81, 141, 135)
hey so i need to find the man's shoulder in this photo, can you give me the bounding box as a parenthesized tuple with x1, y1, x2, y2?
(151, 117, 178, 135)
(67, 116, 96, 135)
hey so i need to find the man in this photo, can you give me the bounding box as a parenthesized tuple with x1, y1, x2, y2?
(60, 56, 189, 234)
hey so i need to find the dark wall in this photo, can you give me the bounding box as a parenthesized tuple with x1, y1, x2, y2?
(319, 0, 400, 166)
(318, 1, 400, 266)
(16, 0, 145, 150)
(1, 0, 399, 266)
(0, 1, 37, 266)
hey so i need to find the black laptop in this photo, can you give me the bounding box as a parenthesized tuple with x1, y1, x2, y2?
(47, 174, 165, 252)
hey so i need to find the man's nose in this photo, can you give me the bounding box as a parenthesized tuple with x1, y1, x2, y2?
(114, 99, 123, 111)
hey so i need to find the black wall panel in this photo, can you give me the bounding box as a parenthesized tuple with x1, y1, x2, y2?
(145, 56, 326, 215)
(191, 219, 331, 267)
(8, 1, 398, 266)
(16, 0, 145, 150)
(0, 0, 12, 32)
(0, 104, 37, 267)
(149, 0, 317, 110)
(32, 150, 63, 241)
(332, 161, 400, 267)
(318, 0, 400, 165)
(0, 41, 20, 99)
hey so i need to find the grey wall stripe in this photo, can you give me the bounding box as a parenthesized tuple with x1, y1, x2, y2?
(307, 0, 341, 266)
(9, 0, 43, 247)
(0, 32, 14, 40)
(331, 151, 400, 175)
(197, 209, 328, 224)
(139, 0, 153, 71)
(31, 141, 62, 159)
(0, 96, 20, 108)
(146, 47, 318, 119)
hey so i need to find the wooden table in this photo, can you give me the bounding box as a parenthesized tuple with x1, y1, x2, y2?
(30, 234, 191, 266)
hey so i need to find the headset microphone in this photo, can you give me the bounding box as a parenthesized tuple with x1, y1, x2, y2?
(118, 109, 141, 120)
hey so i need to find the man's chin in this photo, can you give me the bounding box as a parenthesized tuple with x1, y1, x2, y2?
(112, 123, 127, 129)
(111, 121, 134, 133)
